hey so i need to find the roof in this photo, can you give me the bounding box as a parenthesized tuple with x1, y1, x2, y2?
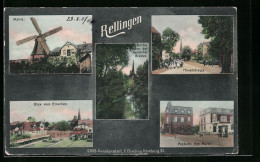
(77, 43, 92, 52)
(164, 102, 193, 115)
(78, 119, 93, 128)
(191, 50, 198, 54)
(151, 26, 160, 34)
(200, 107, 234, 116)
(11, 121, 21, 125)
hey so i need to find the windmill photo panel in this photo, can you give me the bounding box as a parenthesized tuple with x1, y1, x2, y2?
(9, 15, 92, 74)
(152, 15, 235, 74)
(10, 100, 93, 148)
(160, 101, 235, 148)
(96, 43, 149, 119)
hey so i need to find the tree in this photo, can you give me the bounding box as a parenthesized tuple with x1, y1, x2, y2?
(161, 27, 180, 54)
(193, 125, 200, 134)
(132, 61, 148, 119)
(56, 120, 70, 131)
(96, 44, 135, 119)
(196, 43, 203, 60)
(27, 116, 35, 122)
(198, 16, 233, 73)
(160, 112, 163, 125)
(182, 46, 192, 61)
(152, 31, 163, 70)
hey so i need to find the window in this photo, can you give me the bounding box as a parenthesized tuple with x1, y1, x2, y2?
(212, 114, 217, 122)
(187, 110, 191, 114)
(222, 109, 226, 113)
(181, 117, 184, 122)
(230, 116, 233, 123)
(180, 109, 184, 113)
(174, 117, 178, 122)
(188, 117, 190, 122)
(166, 117, 169, 122)
(174, 109, 178, 113)
(220, 116, 227, 122)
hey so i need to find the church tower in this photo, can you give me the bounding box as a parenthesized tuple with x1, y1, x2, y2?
(130, 60, 135, 77)
(78, 109, 81, 120)
(180, 39, 183, 53)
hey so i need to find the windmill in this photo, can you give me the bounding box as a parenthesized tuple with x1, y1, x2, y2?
(16, 17, 63, 61)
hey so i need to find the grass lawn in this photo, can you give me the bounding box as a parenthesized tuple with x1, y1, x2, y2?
(52, 139, 93, 147)
(23, 141, 54, 148)
(19, 139, 93, 148)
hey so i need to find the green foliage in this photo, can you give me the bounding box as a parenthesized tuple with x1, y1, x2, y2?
(44, 122, 49, 128)
(160, 112, 163, 125)
(27, 116, 36, 122)
(96, 44, 135, 78)
(132, 61, 148, 119)
(181, 46, 192, 61)
(152, 32, 163, 70)
(193, 125, 200, 134)
(56, 120, 70, 131)
(10, 134, 31, 141)
(161, 27, 180, 53)
(97, 70, 129, 119)
(96, 44, 134, 119)
(198, 16, 233, 73)
(96, 44, 148, 119)
(10, 56, 81, 74)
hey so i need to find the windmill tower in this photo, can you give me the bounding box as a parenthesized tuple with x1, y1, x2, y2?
(16, 17, 63, 61)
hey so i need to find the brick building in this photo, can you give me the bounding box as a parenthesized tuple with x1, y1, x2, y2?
(199, 107, 234, 135)
(162, 102, 193, 135)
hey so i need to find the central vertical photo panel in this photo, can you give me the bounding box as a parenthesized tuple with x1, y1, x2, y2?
(96, 43, 149, 119)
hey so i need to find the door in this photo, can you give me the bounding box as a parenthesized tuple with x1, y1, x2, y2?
(67, 49, 71, 56)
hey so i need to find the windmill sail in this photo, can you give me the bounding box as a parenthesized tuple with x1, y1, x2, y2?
(30, 17, 42, 34)
(43, 26, 63, 37)
(16, 35, 38, 45)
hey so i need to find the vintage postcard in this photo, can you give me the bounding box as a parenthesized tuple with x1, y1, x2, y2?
(152, 15, 234, 74)
(9, 15, 92, 74)
(96, 43, 149, 119)
(160, 101, 234, 147)
(10, 100, 93, 148)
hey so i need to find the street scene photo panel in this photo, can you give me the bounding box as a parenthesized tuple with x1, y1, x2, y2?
(152, 15, 234, 74)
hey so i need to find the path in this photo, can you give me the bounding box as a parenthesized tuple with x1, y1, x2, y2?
(159, 61, 221, 74)
(160, 134, 185, 147)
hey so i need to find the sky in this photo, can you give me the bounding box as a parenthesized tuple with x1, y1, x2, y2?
(121, 43, 149, 75)
(9, 15, 92, 60)
(10, 100, 93, 123)
(152, 15, 210, 53)
(160, 101, 234, 125)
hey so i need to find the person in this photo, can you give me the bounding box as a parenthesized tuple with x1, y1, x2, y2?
(180, 59, 183, 67)
(203, 59, 206, 66)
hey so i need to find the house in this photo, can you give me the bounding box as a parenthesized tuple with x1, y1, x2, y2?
(162, 102, 193, 135)
(199, 107, 234, 135)
(79, 53, 91, 73)
(10, 121, 46, 136)
(58, 41, 92, 58)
